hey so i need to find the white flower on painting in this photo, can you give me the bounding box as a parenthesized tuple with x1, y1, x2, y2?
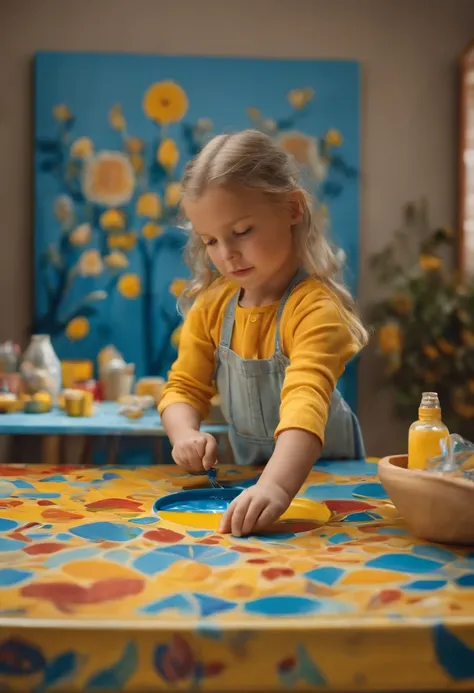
(82, 151, 135, 208)
(278, 131, 328, 182)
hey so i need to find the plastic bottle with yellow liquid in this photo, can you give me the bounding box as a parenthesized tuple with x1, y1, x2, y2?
(408, 392, 449, 470)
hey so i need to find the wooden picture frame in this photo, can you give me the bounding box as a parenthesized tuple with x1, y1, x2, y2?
(459, 40, 474, 276)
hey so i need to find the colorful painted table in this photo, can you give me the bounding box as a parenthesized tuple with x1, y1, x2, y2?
(0, 402, 229, 465)
(1, 459, 474, 691)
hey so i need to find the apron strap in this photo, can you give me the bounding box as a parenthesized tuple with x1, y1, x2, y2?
(274, 268, 308, 352)
(219, 292, 239, 348)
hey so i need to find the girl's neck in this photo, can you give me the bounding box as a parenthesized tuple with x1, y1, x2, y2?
(239, 258, 301, 308)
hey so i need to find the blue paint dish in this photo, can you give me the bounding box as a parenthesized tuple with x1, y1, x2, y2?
(153, 488, 243, 516)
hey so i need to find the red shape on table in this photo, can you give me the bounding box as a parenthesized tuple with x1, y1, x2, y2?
(325, 499, 374, 513)
(85, 498, 143, 511)
(262, 567, 295, 581)
(41, 508, 84, 521)
(143, 528, 184, 543)
(23, 542, 68, 555)
(21, 578, 144, 613)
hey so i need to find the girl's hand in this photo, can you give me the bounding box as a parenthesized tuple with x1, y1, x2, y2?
(219, 481, 291, 536)
(171, 430, 218, 473)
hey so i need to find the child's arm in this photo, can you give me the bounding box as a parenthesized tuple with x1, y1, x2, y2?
(219, 428, 320, 535)
(159, 300, 218, 472)
(219, 289, 360, 536)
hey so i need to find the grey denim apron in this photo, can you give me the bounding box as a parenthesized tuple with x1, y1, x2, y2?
(215, 269, 365, 466)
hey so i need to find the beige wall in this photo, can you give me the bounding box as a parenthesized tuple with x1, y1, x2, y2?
(1, 0, 473, 456)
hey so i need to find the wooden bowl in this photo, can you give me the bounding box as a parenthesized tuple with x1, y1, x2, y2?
(378, 454, 474, 545)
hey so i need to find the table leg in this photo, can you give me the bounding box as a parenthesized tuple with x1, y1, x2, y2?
(42, 435, 60, 465)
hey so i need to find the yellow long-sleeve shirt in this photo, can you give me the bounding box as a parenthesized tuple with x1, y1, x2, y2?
(159, 277, 359, 445)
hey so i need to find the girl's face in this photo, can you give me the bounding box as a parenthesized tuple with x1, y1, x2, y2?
(183, 185, 303, 300)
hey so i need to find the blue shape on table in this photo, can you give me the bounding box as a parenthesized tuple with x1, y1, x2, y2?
(376, 527, 409, 536)
(0, 568, 33, 587)
(316, 459, 378, 476)
(412, 545, 457, 563)
(342, 512, 381, 523)
(140, 594, 195, 615)
(405, 580, 448, 591)
(305, 484, 359, 501)
(11, 480, 35, 489)
(366, 554, 443, 574)
(18, 492, 61, 500)
(85, 642, 138, 691)
(304, 566, 345, 586)
(328, 533, 353, 545)
(153, 544, 240, 567)
(351, 482, 388, 500)
(103, 549, 131, 565)
(0, 518, 18, 532)
(34, 651, 79, 692)
(45, 547, 103, 569)
(0, 537, 26, 552)
(188, 530, 213, 538)
(55, 533, 72, 541)
(70, 522, 142, 542)
(133, 550, 182, 576)
(433, 623, 474, 680)
(245, 596, 322, 617)
(102, 472, 122, 480)
(194, 593, 236, 618)
(455, 574, 474, 588)
(128, 517, 157, 525)
(40, 475, 67, 483)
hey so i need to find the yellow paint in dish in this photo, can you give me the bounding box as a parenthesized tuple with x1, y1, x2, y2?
(158, 497, 331, 531)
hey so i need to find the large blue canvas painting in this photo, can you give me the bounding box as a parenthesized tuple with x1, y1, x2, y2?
(34, 52, 361, 409)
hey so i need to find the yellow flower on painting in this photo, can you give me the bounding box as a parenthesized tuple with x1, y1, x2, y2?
(109, 104, 126, 132)
(423, 345, 439, 360)
(157, 138, 179, 170)
(137, 192, 162, 219)
(165, 182, 181, 208)
(326, 129, 343, 147)
(391, 293, 413, 315)
(278, 131, 327, 181)
(247, 107, 261, 121)
(170, 279, 187, 297)
(83, 151, 135, 207)
(126, 137, 144, 154)
(171, 324, 182, 348)
(288, 87, 314, 110)
(66, 317, 90, 341)
(142, 222, 163, 239)
(437, 338, 456, 355)
(143, 81, 188, 124)
(118, 273, 141, 299)
(130, 154, 144, 175)
(54, 195, 74, 224)
(100, 209, 125, 231)
(107, 232, 137, 252)
(78, 249, 103, 277)
(53, 104, 72, 121)
(70, 223, 92, 247)
(419, 254, 441, 272)
(378, 322, 402, 354)
(105, 251, 129, 269)
(70, 137, 93, 158)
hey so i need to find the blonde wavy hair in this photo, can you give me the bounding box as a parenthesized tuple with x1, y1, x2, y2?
(179, 129, 368, 349)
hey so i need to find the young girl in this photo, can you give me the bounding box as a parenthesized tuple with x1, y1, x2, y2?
(159, 129, 368, 537)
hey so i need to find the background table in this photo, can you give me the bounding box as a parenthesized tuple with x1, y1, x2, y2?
(1, 459, 474, 691)
(0, 402, 229, 465)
